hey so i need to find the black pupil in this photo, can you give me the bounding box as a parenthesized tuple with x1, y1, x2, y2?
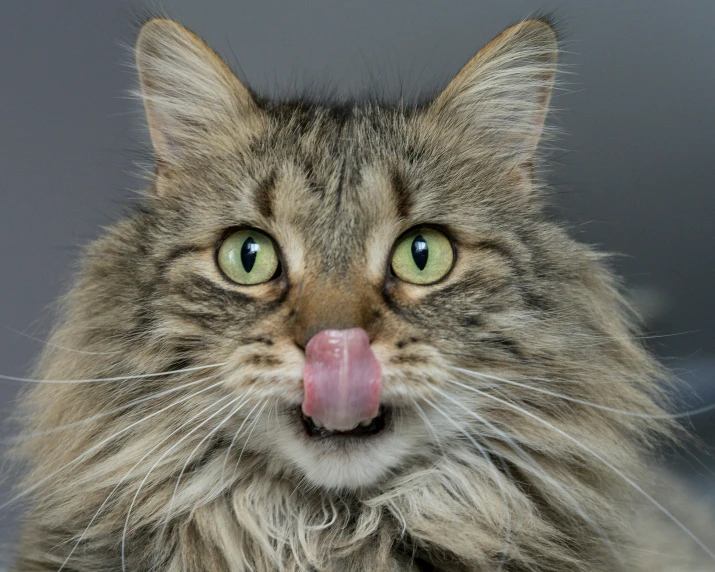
(240, 237, 260, 273)
(411, 235, 429, 271)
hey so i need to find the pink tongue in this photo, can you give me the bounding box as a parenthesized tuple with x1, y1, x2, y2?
(302, 328, 382, 432)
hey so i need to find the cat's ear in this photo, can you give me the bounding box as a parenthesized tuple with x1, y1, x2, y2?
(135, 19, 261, 167)
(428, 19, 557, 165)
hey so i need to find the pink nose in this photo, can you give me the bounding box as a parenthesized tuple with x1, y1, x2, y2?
(302, 328, 382, 432)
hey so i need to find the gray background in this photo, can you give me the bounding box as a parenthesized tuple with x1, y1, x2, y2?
(1, 0, 714, 562)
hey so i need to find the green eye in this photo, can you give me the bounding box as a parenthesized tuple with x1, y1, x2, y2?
(391, 227, 454, 285)
(217, 229, 280, 285)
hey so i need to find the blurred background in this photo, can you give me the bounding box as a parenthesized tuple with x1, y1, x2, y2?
(1, 0, 713, 563)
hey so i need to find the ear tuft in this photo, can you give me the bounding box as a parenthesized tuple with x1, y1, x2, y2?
(429, 19, 558, 162)
(135, 19, 260, 164)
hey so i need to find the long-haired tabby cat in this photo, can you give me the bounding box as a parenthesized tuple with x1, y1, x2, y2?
(6, 16, 714, 572)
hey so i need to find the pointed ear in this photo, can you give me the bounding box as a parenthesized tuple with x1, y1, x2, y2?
(429, 19, 558, 163)
(135, 19, 261, 166)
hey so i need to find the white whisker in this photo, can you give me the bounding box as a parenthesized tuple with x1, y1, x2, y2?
(0, 377, 230, 511)
(5, 373, 223, 443)
(230, 400, 269, 483)
(409, 396, 443, 453)
(445, 377, 715, 562)
(429, 382, 618, 557)
(121, 394, 244, 571)
(7, 328, 119, 355)
(423, 396, 512, 571)
(450, 366, 715, 420)
(156, 396, 254, 546)
(218, 400, 266, 492)
(56, 392, 236, 572)
(0, 361, 227, 384)
(150, 399, 269, 571)
(152, 397, 269, 570)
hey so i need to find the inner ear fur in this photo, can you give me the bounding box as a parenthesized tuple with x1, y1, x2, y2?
(135, 19, 263, 168)
(428, 19, 558, 164)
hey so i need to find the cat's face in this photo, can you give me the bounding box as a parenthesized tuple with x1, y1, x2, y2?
(131, 19, 561, 489)
(14, 20, 676, 571)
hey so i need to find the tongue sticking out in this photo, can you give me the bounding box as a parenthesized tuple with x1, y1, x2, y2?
(302, 328, 382, 432)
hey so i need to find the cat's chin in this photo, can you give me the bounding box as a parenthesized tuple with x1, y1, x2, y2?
(276, 407, 414, 490)
(295, 444, 400, 490)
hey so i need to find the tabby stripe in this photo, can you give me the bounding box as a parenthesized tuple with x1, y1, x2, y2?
(254, 170, 277, 220)
(390, 167, 412, 219)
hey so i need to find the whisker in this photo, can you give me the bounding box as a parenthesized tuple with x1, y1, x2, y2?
(218, 400, 266, 492)
(230, 400, 269, 483)
(439, 348, 638, 375)
(423, 396, 512, 571)
(288, 474, 309, 502)
(585, 330, 700, 342)
(409, 396, 443, 453)
(149, 398, 269, 571)
(428, 382, 618, 557)
(56, 392, 237, 572)
(0, 377, 231, 511)
(449, 366, 715, 420)
(6, 328, 119, 355)
(5, 374, 223, 443)
(159, 396, 254, 535)
(444, 377, 715, 562)
(270, 399, 280, 431)
(121, 394, 245, 572)
(0, 362, 227, 384)
(150, 399, 268, 571)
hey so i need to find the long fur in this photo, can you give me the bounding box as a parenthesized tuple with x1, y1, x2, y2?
(7, 17, 714, 572)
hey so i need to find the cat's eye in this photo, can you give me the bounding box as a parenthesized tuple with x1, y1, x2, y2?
(390, 227, 455, 285)
(217, 229, 280, 285)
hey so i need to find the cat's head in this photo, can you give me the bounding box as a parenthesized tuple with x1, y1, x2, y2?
(34, 18, 662, 508)
(119, 18, 579, 491)
(11, 18, 680, 570)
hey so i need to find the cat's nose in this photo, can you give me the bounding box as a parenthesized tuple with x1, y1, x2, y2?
(289, 282, 381, 349)
(296, 322, 367, 350)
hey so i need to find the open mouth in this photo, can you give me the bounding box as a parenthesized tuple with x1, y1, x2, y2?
(301, 407, 390, 438)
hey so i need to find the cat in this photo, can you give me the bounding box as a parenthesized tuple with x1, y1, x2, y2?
(6, 15, 714, 572)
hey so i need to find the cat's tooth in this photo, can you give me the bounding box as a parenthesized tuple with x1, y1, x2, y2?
(312, 418, 325, 429)
(358, 419, 372, 427)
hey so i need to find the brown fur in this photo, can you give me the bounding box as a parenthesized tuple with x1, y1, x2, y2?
(8, 17, 714, 571)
